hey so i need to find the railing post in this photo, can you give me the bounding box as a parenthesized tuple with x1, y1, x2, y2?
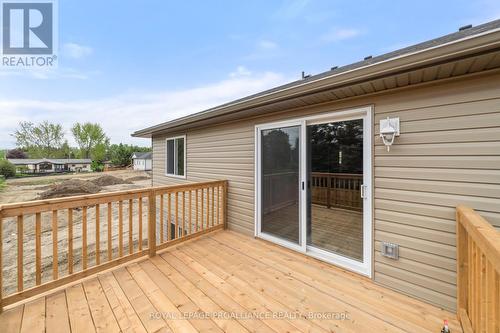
(223, 181, 228, 229)
(456, 207, 468, 315)
(148, 189, 157, 257)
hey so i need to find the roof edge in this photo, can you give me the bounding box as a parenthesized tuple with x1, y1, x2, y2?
(133, 23, 500, 138)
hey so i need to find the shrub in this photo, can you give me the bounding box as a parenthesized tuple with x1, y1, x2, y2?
(91, 160, 104, 172)
(0, 159, 16, 178)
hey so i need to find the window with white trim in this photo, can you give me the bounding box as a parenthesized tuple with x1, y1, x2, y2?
(165, 135, 186, 177)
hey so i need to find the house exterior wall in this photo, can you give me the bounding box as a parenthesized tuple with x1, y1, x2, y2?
(151, 71, 500, 311)
(133, 158, 152, 171)
(68, 163, 91, 172)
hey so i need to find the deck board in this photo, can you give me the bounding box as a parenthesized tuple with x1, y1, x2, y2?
(46, 291, 71, 333)
(83, 278, 121, 333)
(98, 272, 148, 333)
(0, 230, 462, 333)
(20, 297, 45, 333)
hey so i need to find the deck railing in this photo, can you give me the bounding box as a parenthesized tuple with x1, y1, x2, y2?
(456, 205, 500, 333)
(311, 172, 363, 211)
(0, 180, 227, 311)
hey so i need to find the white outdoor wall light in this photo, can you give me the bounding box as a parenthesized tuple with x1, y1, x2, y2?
(379, 117, 400, 151)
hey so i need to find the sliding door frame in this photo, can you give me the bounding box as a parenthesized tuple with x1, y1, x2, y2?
(255, 105, 373, 277)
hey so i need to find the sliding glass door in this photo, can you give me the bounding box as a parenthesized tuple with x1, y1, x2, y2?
(260, 125, 301, 245)
(306, 119, 364, 262)
(256, 107, 372, 276)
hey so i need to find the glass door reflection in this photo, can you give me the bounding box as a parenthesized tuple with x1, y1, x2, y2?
(307, 119, 364, 261)
(261, 125, 301, 244)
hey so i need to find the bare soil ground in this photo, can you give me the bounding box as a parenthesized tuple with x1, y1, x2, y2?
(0, 170, 153, 295)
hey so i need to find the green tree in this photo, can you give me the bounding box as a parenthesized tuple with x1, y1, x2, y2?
(109, 143, 133, 167)
(107, 143, 150, 167)
(12, 121, 65, 158)
(92, 142, 107, 162)
(0, 160, 16, 178)
(71, 122, 109, 159)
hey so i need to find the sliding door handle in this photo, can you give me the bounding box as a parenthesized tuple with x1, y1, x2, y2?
(360, 184, 367, 199)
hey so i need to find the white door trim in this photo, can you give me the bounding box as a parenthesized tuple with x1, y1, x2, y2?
(254, 105, 373, 278)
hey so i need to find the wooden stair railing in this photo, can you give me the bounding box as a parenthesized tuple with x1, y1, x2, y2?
(456, 205, 500, 333)
(0, 180, 228, 312)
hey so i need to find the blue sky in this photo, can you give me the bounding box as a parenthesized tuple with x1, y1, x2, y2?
(1, 0, 499, 148)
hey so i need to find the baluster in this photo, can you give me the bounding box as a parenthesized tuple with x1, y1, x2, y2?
(222, 181, 227, 229)
(326, 175, 331, 208)
(189, 190, 192, 234)
(206, 187, 210, 229)
(471, 242, 476, 329)
(211, 186, 214, 227)
(486, 261, 495, 332)
(52, 210, 58, 279)
(129, 199, 133, 254)
(201, 188, 204, 230)
(468, 235, 472, 317)
(107, 202, 112, 261)
(195, 189, 199, 232)
(216, 186, 220, 225)
(96, 204, 100, 265)
(182, 191, 185, 237)
(175, 192, 179, 238)
(35, 212, 41, 285)
(17, 215, 23, 292)
(160, 194, 164, 243)
(82, 207, 88, 270)
(475, 244, 480, 330)
(138, 197, 143, 251)
(167, 193, 171, 241)
(68, 209, 73, 274)
(119, 201, 123, 257)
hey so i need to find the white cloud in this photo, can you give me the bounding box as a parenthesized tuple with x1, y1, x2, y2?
(320, 28, 361, 43)
(0, 69, 288, 148)
(229, 66, 252, 77)
(62, 43, 93, 59)
(0, 67, 98, 80)
(258, 40, 278, 50)
(243, 40, 281, 60)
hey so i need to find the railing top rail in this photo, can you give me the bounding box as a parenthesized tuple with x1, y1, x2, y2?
(153, 180, 226, 195)
(0, 180, 227, 218)
(311, 172, 363, 178)
(457, 205, 500, 272)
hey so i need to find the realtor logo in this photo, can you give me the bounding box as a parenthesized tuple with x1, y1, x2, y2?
(1, 0, 58, 68)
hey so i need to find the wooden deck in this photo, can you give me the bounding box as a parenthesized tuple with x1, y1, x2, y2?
(0, 230, 462, 333)
(263, 204, 363, 260)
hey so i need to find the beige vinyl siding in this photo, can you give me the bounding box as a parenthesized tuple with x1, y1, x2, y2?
(152, 71, 500, 311)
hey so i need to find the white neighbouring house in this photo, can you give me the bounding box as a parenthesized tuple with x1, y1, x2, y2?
(132, 152, 152, 171)
(7, 158, 92, 174)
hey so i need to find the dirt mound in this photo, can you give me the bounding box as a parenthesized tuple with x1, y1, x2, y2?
(38, 179, 101, 199)
(91, 175, 132, 186)
(125, 176, 150, 182)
